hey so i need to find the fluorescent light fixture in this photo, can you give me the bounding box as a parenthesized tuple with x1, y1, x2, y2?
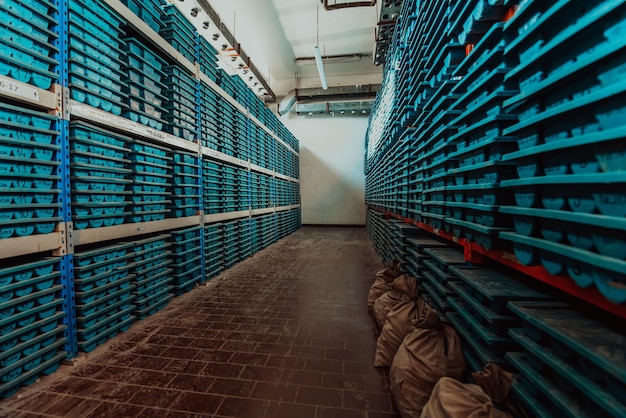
(313, 46, 328, 90)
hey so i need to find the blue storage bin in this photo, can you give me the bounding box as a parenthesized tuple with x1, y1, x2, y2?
(68, 37, 122, 71)
(122, 109, 163, 130)
(124, 68, 165, 95)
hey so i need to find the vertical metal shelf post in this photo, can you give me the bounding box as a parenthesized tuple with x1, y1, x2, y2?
(55, 0, 77, 359)
(272, 132, 277, 242)
(246, 105, 252, 252)
(194, 31, 207, 283)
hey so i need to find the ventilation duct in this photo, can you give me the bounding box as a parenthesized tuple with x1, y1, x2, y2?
(295, 100, 374, 116)
(278, 84, 380, 115)
(323, 0, 377, 10)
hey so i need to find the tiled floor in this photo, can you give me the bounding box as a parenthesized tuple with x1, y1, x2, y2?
(1, 227, 399, 418)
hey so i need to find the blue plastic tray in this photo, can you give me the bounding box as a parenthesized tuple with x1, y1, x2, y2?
(448, 296, 513, 354)
(511, 326, 625, 417)
(76, 305, 135, 346)
(509, 300, 626, 401)
(68, 21, 124, 64)
(0, 42, 57, 89)
(506, 351, 593, 418)
(69, 83, 124, 115)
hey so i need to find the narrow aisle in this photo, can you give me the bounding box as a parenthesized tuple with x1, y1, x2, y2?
(2, 227, 399, 418)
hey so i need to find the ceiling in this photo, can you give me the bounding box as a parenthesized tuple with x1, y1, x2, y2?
(206, 0, 383, 96)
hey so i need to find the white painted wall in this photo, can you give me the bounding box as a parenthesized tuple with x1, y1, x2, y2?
(279, 112, 367, 225)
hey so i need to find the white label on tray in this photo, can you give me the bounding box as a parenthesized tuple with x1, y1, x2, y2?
(0, 76, 39, 102)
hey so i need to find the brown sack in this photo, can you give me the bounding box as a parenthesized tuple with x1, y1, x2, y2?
(472, 363, 513, 405)
(368, 260, 402, 311)
(472, 363, 514, 418)
(390, 306, 466, 418)
(372, 274, 419, 329)
(419, 377, 493, 418)
(374, 297, 429, 367)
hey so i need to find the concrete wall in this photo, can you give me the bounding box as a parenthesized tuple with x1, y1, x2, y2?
(279, 112, 367, 225)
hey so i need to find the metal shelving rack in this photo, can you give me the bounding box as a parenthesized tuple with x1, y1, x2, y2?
(0, 0, 301, 392)
(365, 2, 626, 414)
(364, 0, 626, 320)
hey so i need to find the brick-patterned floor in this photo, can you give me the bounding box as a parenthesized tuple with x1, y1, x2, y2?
(1, 227, 399, 418)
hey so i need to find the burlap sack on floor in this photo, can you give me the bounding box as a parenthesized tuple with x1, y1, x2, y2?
(372, 274, 419, 329)
(419, 364, 514, 418)
(472, 363, 513, 406)
(419, 377, 493, 418)
(374, 297, 429, 367)
(390, 305, 466, 418)
(368, 260, 402, 312)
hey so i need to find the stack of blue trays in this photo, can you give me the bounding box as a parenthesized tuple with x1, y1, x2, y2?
(237, 168, 250, 212)
(163, 65, 197, 141)
(250, 217, 260, 253)
(263, 214, 277, 248)
(249, 94, 266, 122)
(219, 73, 237, 99)
(499, 0, 626, 304)
(129, 234, 173, 319)
(286, 130, 299, 153)
(450, 0, 509, 45)
(121, 0, 164, 33)
(68, 0, 127, 115)
(221, 164, 239, 213)
(160, 4, 196, 63)
(288, 182, 296, 206)
(234, 112, 249, 160)
(128, 140, 172, 223)
(446, 265, 551, 373)
(506, 301, 626, 418)
(276, 212, 285, 240)
(70, 122, 132, 230)
(170, 150, 200, 218)
(289, 155, 299, 179)
(264, 108, 277, 133)
(0, 102, 61, 239)
(238, 218, 251, 260)
(444, 22, 518, 250)
(268, 177, 278, 208)
(222, 221, 240, 268)
(232, 76, 250, 108)
(0, 0, 59, 90)
(259, 131, 276, 169)
(200, 81, 220, 149)
(168, 226, 202, 295)
(279, 211, 293, 239)
(403, 236, 449, 279)
(204, 222, 223, 280)
(202, 158, 223, 215)
(249, 125, 262, 168)
(420, 247, 467, 315)
(199, 35, 219, 82)
(287, 210, 301, 235)
(280, 179, 292, 207)
(253, 172, 272, 210)
(0, 257, 66, 398)
(218, 99, 238, 156)
(394, 17, 419, 123)
(388, 220, 424, 265)
(74, 242, 136, 353)
(252, 171, 266, 205)
(249, 172, 260, 210)
(122, 38, 167, 130)
(410, 88, 461, 234)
